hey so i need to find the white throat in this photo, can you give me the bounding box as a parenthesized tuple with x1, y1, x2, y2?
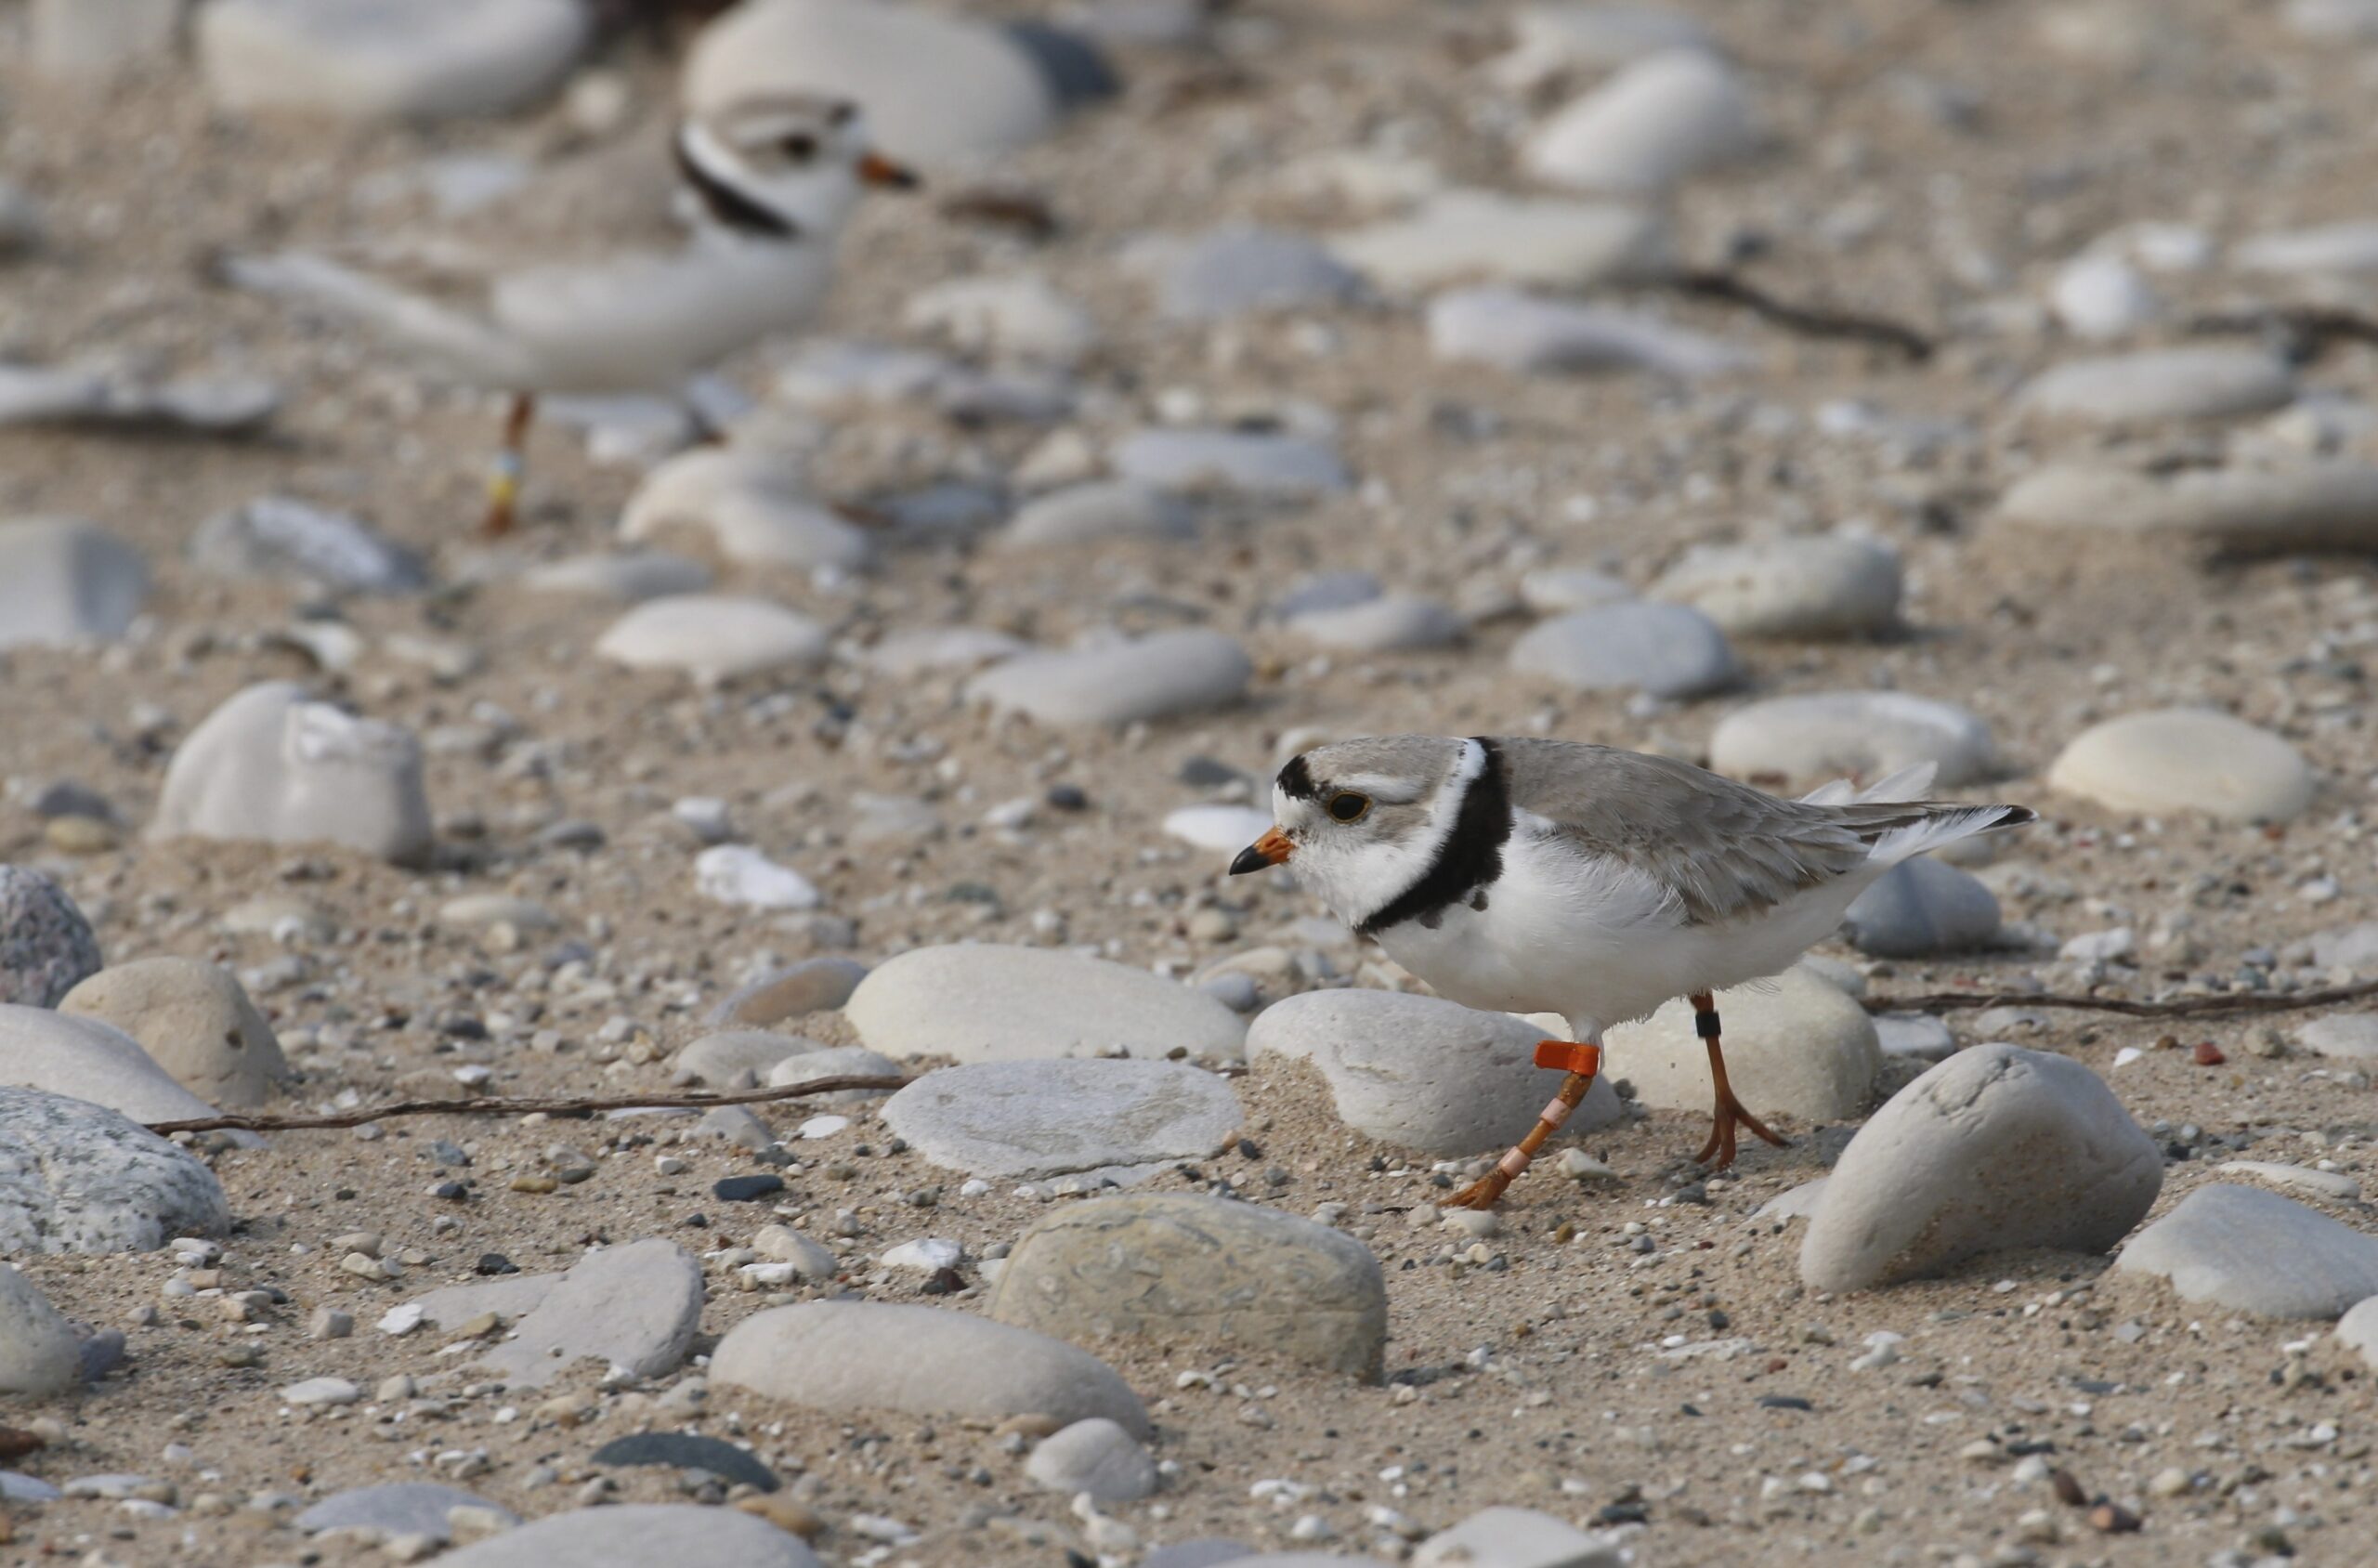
(1293, 738, 1490, 929)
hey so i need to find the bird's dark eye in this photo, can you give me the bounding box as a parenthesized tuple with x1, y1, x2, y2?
(779, 134, 817, 160)
(1328, 791, 1370, 823)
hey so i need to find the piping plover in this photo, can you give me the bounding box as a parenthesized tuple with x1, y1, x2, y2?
(1230, 735, 2034, 1208)
(222, 93, 917, 534)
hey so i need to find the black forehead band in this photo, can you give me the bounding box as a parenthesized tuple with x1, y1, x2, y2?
(1275, 754, 1318, 800)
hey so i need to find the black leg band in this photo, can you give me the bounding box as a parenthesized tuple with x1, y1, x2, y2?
(1693, 1006, 1722, 1039)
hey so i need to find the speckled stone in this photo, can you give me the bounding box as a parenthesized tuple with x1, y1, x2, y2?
(0, 868, 101, 1008)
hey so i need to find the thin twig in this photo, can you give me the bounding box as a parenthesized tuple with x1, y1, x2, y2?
(2188, 306, 2378, 359)
(1666, 269, 1934, 361)
(143, 1076, 908, 1136)
(1863, 979, 2378, 1021)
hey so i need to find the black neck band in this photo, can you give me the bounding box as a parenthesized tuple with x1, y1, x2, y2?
(1356, 738, 1510, 937)
(673, 133, 800, 240)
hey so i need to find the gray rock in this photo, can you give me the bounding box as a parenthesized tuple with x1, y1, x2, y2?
(59, 959, 289, 1107)
(707, 959, 870, 1027)
(1519, 567, 1634, 614)
(406, 1272, 564, 1331)
(1756, 1177, 1830, 1223)
(1248, 990, 1621, 1155)
(1110, 428, 1350, 499)
(437, 1503, 817, 1568)
(1509, 602, 1739, 699)
(190, 496, 427, 595)
(697, 1105, 776, 1150)
(1649, 537, 1901, 639)
(1331, 189, 1670, 291)
(2047, 709, 2315, 823)
(0, 363, 279, 435)
(766, 1044, 903, 1102)
(1025, 1417, 1157, 1501)
(2018, 346, 2295, 425)
(1844, 859, 2003, 957)
(883, 1059, 1239, 1180)
(1871, 1013, 1956, 1063)
(296, 1483, 519, 1542)
(590, 1432, 777, 1492)
(1143, 1542, 1255, 1568)
(1156, 226, 1363, 320)
(2218, 1161, 2363, 1203)
(1525, 48, 1756, 192)
(620, 448, 871, 571)
(1993, 461, 2378, 554)
(1271, 570, 1381, 621)
(968, 631, 1252, 726)
(1002, 481, 1195, 550)
(0, 868, 102, 1008)
(2338, 1293, 2378, 1369)
(0, 1007, 231, 1126)
(2309, 923, 2378, 974)
(1708, 691, 1996, 789)
(2233, 219, 2378, 277)
(711, 1301, 1148, 1434)
(520, 552, 712, 604)
(0, 519, 148, 649)
(1800, 1045, 2162, 1293)
(906, 274, 1099, 366)
(594, 595, 830, 686)
(200, 0, 588, 122)
(989, 1193, 1389, 1379)
(1428, 288, 1745, 377)
(2118, 1183, 2378, 1319)
(0, 1262, 81, 1394)
(675, 1030, 819, 1088)
(848, 944, 1248, 1064)
(0, 1090, 230, 1253)
(866, 627, 1029, 676)
(1286, 595, 1463, 653)
(1605, 962, 1879, 1123)
(465, 1238, 704, 1388)
(151, 682, 433, 865)
(1414, 1507, 1625, 1568)
(2296, 1013, 2378, 1060)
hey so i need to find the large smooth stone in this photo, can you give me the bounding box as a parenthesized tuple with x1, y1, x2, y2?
(1843, 858, 2003, 958)
(59, 959, 289, 1108)
(0, 868, 102, 1009)
(0, 1090, 230, 1253)
(471, 1238, 702, 1388)
(0, 1263, 82, 1394)
(711, 1301, 1148, 1434)
(846, 945, 1248, 1064)
(1414, 1507, 1626, 1568)
(686, 0, 1060, 163)
(882, 1059, 1240, 1180)
(967, 631, 1251, 726)
(1525, 48, 1756, 192)
(1001, 481, 1194, 550)
(1605, 963, 1880, 1123)
(1708, 691, 1996, 788)
(673, 1029, 819, 1087)
(200, 0, 588, 121)
(866, 626, 1028, 676)
(1799, 1045, 2162, 1293)
(2017, 346, 2294, 425)
(2047, 710, 2314, 823)
(707, 957, 869, 1027)
(150, 682, 433, 866)
(296, 1483, 519, 1542)
(1649, 537, 1901, 639)
(0, 519, 147, 648)
(1109, 429, 1350, 498)
(1428, 288, 1744, 377)
(0, 1007, 230, 1127)
(1155, 226, 1363, 320)
(1247, 990, 1621, 1155)
(437, 1504, 817, 1568)
(2296, 1013, 2378, 1060)
(1286, 595, 1463, 653)
(594, 595, 829, 685)
(2118, 1184, 2378, 1319)
(620, 449, 871, 572)
(1509, 602, 1738, 699)
(1993, 462, 2378, 554)
(989, 1193, 1388, 1380)
(1330, 189, 1670, 291)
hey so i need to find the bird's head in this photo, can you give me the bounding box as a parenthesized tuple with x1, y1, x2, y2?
(673, 93, 918, 242)
(1230, 735, 1484, 926)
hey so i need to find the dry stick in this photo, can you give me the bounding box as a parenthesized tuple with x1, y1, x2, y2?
(1666, 269, 1935, 361)
(142, 1075, 909, 1137)
(1862, 978, 2378, 1021)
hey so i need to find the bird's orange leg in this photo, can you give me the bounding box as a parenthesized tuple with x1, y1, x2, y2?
(1446, 1039, 1601, 1210)
(481, 392, 536, 537)
(1689, 991, 1787, 1169)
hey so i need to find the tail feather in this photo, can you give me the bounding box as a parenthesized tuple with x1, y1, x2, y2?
(1799, 761, 1938, 806)
(1860, 802, 2035, 866)
(216, 251, 513, 381)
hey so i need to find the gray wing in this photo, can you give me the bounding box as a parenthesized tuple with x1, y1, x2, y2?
(1494, 737, 1956, 926)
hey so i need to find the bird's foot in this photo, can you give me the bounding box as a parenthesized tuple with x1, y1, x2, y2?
(1694, 1090, 1788, 1170)
(1446, 1168, 1514, 1210)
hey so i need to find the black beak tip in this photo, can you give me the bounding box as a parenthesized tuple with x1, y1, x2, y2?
(1228, 845, 1270, 877)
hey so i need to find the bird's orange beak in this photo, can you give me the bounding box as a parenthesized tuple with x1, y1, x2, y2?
(858, 151, 921, 190)
(1229, 827, 1292, 876)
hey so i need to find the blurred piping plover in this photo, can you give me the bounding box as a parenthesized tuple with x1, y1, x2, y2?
(222, 93, 917, 534)
(1230, 735, 2034, 1208)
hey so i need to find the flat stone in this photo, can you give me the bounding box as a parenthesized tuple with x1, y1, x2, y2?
(1286, 594, 1464, 652)
(2217, 1161, 2363, 1203)
(1518, 568, 1634, 614)
(595, 596, 829, 686)
(520, 552, 712, 604)
(1331, 189, 1670, 291)
(461, 1239, 703, 1388)
(1871, 1013, 1956, 1063)
(190, 496, 427, 595)
(1844, 858, 2003, 958)
(0, 1262, 81, 1394)
(1414, 1506, 1626, 1568)
(2017, 346, 2295, 425)
(2296, 1014, 2378, 1060)
(200, 0, 587, 121)
(1428, 288, 1745, 377)
(296, 1483, 518, 1542)
(59, 959, 288, 1108)
(1509, 602, 1739, 699)
(1248, 990, 1621, 1156)
(1649, 537, 1901, 639)
(1993, 462, 2378, 554)
(1708, 691, 1996, 789)
(1525, 48, 1756, 192)
(438, 895, 557, 934)
(707, 959, 869, 1027)
(2118, 1183, 2378, 1319)
(0, 1090, 230, 1253)
(621, 448, 871, 572)
(1606, 962, 1880, 1123)
(1025, 1418, 1156, 1502)
(0, 518, 147, 648)
(968, 630, 1251, 726)
(847, 944, 1248, 1064)
(2047, 709, 2315, 823)
(150, 682, 433, 866)
(1110, 429, 1350, 499)
(675, 1030, 820, 1087)
(990, 1193, 1388, 1379)
(591, 1432, 777, 1492)
(1800, 1045, 2162, 1293)
(766, 1045, 902, 1102)
(866, 627, 1029, 675)
(0, 867, 102, 1008)
(0, 1007, 231, 1127)
(437, 1502, 817, 1568)
(710, 1300, 1148, 1434)
(281, 1377, 362, 1406)
(1001, 481, 1195, 550)
(1155, 226, 1363, 320)
(882, 1059, 1240, 1180)
(2233, 219, 2378, 277)
(694, 846, 821, 911)
(0, 362, 279, 435)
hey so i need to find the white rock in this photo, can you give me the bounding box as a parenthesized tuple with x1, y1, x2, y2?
(59, 959, 290, 1109)
(764, 1044, 900, 1102)
(2047, 710, 2314, 823)
(438, 1503, 819, 1568)
(2233, 219, 2378, 278)
(415, 1239, 705, 1389)
(905, 275, 1098, 366)
(0, 1263, 81, 1394)
(2049, 253, 2158, 340)
(200, 0, 587, 121)
(1525, 49, 1756, 193)
(1606, 962, 1880, 1123)
(0, 1090, 231, 1254)
(1800, 1045, 2162, 1292)
(1509, 602, 1738, 699)
(281, 1377, 363, 1406)
(1993, 461, 2378, 553)
(151, 682, 432, 866)
(866, 625, 1027, 675)
(2296, 1014, 2378, 1060)
(1110, 429, 1350, 498)
(2119, 1184, 2378, 1319)
(1286, 595, 1463, 652)
(1414, 1506, 1625, 1568)
(847, 944, 1248, 1064)
(0, 519, 148, 649)
(594, 595, 829, 686)
(1330, 189, 1670, 291)
(1152, 226, 1363, 320)
(1708, 691, 1997, 788)
(1491, 3, 1714, 87)
(1026, 1418, 1157, 1502)
(1000, 481, 1194, 550)
(519, 552, 712, 604)
(968, 630, 1251, 726)
(2018, 346, 2294, 425)
(881, 1237, 962, 1272)
(191, 496, 426, 594)
(882, 1058, 1241, 1180)
(1649, 537, 1901, 638)
(675, 1029, 818, 1086)
(751, 1224, 839, 1281)
(0, 1008, 231, 1128)
(296, 1483, 519, 1543)
(620, 449, 871, 572)
(1518, 568, 1633, 614)
(1248, 990, 1622, 1156)
(1428, 288, 1745, 377)
(694, 846, 821, 911)
(1843, 859, 2003, 958)
(1163, 805, 1275, 853)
